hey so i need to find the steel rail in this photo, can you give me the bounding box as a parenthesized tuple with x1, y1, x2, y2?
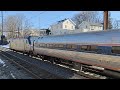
(0, 47, 106, 79)
(0, 50, 42, 79)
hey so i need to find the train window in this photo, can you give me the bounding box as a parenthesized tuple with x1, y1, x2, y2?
(66, 44, 72, 49)
(39, 44, 41, 47)
(71, 45, 77, 49)
(90, 45, 97, 51)
(81, 45, 87, 50)
(51, 44, 54, 48)
(55, 44, 59, 48)
(26, 40, 28, 44)
(87, 45, 91, 50)
(112, 46, 120, 54)
(58, 44, 64, 48)
(47, 44, 50, 47)
(40, 44, 42, 47)
(44, 44, 47, 47)
(39, 44, 42, 47)
(36, 44, 39, 47)
(42, 44, 44, 47)
(49, 44, 53, 47)
(42, 43, 45, 47)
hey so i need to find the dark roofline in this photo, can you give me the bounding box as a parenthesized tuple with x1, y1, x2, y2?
(57, 18, 76, 25)
(57, 18, 67, 23)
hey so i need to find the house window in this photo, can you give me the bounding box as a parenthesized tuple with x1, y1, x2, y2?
(86, 26, 87, 28)
(65, 25, 67, 28)
(72, 26, 73, 29)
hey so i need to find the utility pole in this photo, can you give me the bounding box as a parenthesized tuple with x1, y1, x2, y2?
(104, 11, 108, 30)
(1, 11, 4, 45)
(39, 17, 40, 35)
(39, 17, 40, 30)
(1, 11, 3, 36)
(18, 27, 19, 38)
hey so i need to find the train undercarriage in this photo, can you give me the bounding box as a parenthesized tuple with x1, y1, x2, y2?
(10, 48, 120, 79)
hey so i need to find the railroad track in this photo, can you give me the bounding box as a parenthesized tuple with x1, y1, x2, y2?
(56, 63, 106, 79)
(0, 47, 108, 79)
(0, 52, 41, 79)
(0, 49, 62, 79)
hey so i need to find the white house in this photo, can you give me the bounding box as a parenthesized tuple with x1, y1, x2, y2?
(78, 21, 103, 32)
(50, 18, 76, 35)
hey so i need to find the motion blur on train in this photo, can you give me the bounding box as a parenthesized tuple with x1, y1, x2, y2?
(9, 29, 120, 77)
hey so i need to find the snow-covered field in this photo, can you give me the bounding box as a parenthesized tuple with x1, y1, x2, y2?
(0, 44, 9, 48)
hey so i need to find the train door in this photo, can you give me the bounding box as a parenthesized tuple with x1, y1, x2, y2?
(24, 39, 30, 52)
(33, 40, 35, 51)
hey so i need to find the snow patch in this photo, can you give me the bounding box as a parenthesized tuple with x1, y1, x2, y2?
(1, 45, 9, 48)
(0, 59, 6, 67)
(10, 72, 16, 79)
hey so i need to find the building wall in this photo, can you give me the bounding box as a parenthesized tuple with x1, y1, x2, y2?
(39, 30, 46, 36)
(90, 25, 103, 31)
(78, 21, 90, 32)
(62, 19, 75, 30)
(78, 21, 103, 32)
(51, 29, 64, 35)
(50, 19, 75, 35)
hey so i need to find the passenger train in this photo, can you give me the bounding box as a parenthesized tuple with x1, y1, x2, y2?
(9, 29, 120, 74)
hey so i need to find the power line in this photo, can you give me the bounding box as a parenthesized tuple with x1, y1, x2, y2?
(26, 11, 47, 30)
(27, 11, 46, 21)
(40, 12, 76, 28)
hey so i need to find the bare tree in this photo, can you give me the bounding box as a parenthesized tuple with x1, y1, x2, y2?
(4, 14, 32, 39)
(112, 19, 120, 29)
(4, 15, 17, 38)
(22, 18, 33, 37)
(72, 11, 102, 29)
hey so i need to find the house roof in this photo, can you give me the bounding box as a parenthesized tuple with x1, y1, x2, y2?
(57, 18, 76, 25)
(79, 21, 103, 27)
(89, 22, 103, 27)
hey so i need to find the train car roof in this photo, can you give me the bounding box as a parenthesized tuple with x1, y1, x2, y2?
(39, 29, 120, 38)
(36, 29, 120, 44)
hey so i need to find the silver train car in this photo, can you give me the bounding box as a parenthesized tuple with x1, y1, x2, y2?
(10, 29, 120, 73)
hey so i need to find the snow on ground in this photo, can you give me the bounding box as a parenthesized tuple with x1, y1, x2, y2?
(0, 59, 6, 67)
(10, 71, 16, 79)
(0, 56, 33, 79)
(0, 44, 9, 48)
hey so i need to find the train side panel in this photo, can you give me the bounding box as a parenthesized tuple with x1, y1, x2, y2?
(34, 47, 120, 72)
(10, 39, 30, 53)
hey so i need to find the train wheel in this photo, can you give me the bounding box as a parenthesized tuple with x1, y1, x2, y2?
(40, 55, 45, 61)
(29, 51, 33, 57)
(54, 58, 61, 64)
